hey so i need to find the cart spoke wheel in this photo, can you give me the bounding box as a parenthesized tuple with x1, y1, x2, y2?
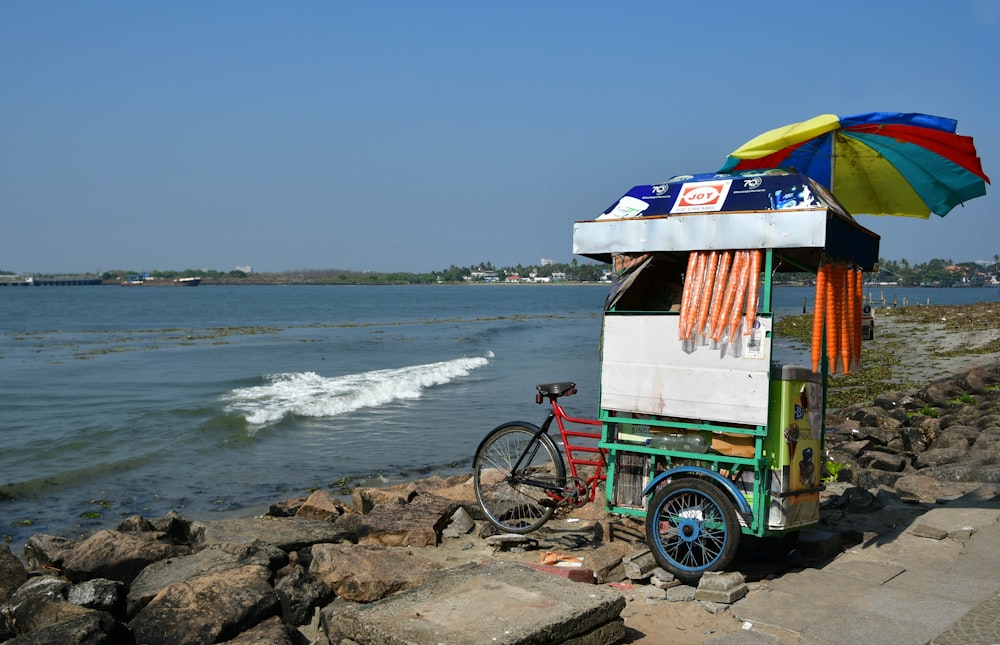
(644, 478, 740, 584)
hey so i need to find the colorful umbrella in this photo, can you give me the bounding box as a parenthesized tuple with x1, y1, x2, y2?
(719, 112, 990, 218)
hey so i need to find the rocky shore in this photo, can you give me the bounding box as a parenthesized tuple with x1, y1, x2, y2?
(3, 303, 1000, 644)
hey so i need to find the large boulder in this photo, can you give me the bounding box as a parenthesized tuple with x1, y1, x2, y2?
(894, 474, 972, 503)
(2, 594, 127, 642)
(127, 540, 287, 618)
(294, 489, 351, 522)
(22, 534, 77, 571)
(309, 544, 442, 603)
(356, 492, 459, 547)
(128, 564, 279, 645)
(189, 516, 352, 551)
(958, 363, 1000, 393)
(60, 530, 177, 585)
(920, 377, 967, 407)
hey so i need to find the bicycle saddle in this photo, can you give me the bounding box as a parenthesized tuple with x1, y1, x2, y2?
(536, 382, 577, 399)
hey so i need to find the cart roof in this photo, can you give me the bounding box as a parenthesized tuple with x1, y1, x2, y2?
(574, 169, 880, 271)
(595, 169, 850, 219)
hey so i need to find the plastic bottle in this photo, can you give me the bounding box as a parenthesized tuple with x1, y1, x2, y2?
(646, 433, 710, 454)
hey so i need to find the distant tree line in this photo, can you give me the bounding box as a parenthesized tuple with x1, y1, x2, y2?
(772, 256, 1000, 288)
(11, 254, 1000, 287)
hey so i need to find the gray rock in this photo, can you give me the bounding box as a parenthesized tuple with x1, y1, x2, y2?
(915, 447, 966, 468)
(918, 462, 1000, 482)
(695, 571, 748, 603)
(189, 516, 353, 551)
(309, 543, 442, 603)
(127, 540, 287, 618)
(217, 615, 305, 644)
(115, 514, 155, 533)
(148, 511, 194, 545)
(3, 594, 91, 636)
(0, 545, 27, 604)
(909, 524, 949, 540)
(921, 378, 967, 407)
(484, 532, 539, 551)
(21, 534, 77, 571)
(852, 468, 905, 490)
(4, 575, 70, 608)
(581, 539, 633, 584)
(666, 585, 697, 602)
(274, 563, 334, 626)
(295, 489, 351, 522)
(959, 363, 1000, 393)
(860, 450, 908, 472)
(622, 548, 658, 580)
(845, 406, 903, 432)
(61, 530, 177, 585)
(933, 425, 979, 449)
(446, 506, 475, 536)
(66, 578, 125, 619)
(129, 564, 279, 645)
(351, 487, 410, 515)
(356, 492, 458, 547)
(2, 605, 129, 644)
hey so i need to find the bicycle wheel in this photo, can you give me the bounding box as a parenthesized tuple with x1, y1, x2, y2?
(473, 422, 566, 534)
(644, 478, 740, 584)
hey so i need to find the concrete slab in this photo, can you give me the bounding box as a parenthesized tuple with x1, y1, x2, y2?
(322, 561, 626, 645)
(821, 560, 905, 584)
(800, 587, 972, 645)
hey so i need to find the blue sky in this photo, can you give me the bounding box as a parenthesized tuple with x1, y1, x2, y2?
(2, 1, 998, 274)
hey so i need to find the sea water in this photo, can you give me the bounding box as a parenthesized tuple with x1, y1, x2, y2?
(1, 284, 996, 547)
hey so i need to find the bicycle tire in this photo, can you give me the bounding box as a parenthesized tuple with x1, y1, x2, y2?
(644, 478, 741, 584)
(473, 422, 566, 534)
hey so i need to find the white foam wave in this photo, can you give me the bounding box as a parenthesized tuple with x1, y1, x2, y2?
(223, 353, 492, 426)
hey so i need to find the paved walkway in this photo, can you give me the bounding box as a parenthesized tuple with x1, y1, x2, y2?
(716, 484, 1000, 645)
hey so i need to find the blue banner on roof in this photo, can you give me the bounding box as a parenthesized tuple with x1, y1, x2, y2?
(596, 170, 848, 220)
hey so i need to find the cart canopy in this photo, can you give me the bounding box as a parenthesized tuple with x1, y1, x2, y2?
(574, 169, 880, 271)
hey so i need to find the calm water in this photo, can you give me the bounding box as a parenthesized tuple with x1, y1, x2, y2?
(1, 284, 997, 547)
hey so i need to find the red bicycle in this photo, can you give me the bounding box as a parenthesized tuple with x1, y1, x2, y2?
(472, 382, 607, 533)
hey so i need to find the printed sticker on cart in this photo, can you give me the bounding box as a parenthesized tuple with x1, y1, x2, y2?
(670, 179, 733, 214)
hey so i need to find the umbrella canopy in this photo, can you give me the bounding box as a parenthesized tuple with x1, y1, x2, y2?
(719, 112, 990, 218)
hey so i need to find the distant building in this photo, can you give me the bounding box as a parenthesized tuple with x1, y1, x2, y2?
(235, 265, 253, 273)
(551, 272, 567, 281)
(470, 269, 499, 282)
(540, 258, 553, 266)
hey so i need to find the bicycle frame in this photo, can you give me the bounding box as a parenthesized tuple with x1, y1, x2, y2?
(512, 396, 606, 506)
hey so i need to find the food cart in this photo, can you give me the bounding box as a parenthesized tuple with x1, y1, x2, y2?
(573, 169, 880, 582)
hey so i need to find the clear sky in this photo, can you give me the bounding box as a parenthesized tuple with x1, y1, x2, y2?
(2, 1, 998, 274)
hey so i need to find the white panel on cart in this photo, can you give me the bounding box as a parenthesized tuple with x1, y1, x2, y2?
(600, 315, 772, 426)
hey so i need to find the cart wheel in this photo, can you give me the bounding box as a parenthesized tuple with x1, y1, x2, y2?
(644, 478, 741, 584)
